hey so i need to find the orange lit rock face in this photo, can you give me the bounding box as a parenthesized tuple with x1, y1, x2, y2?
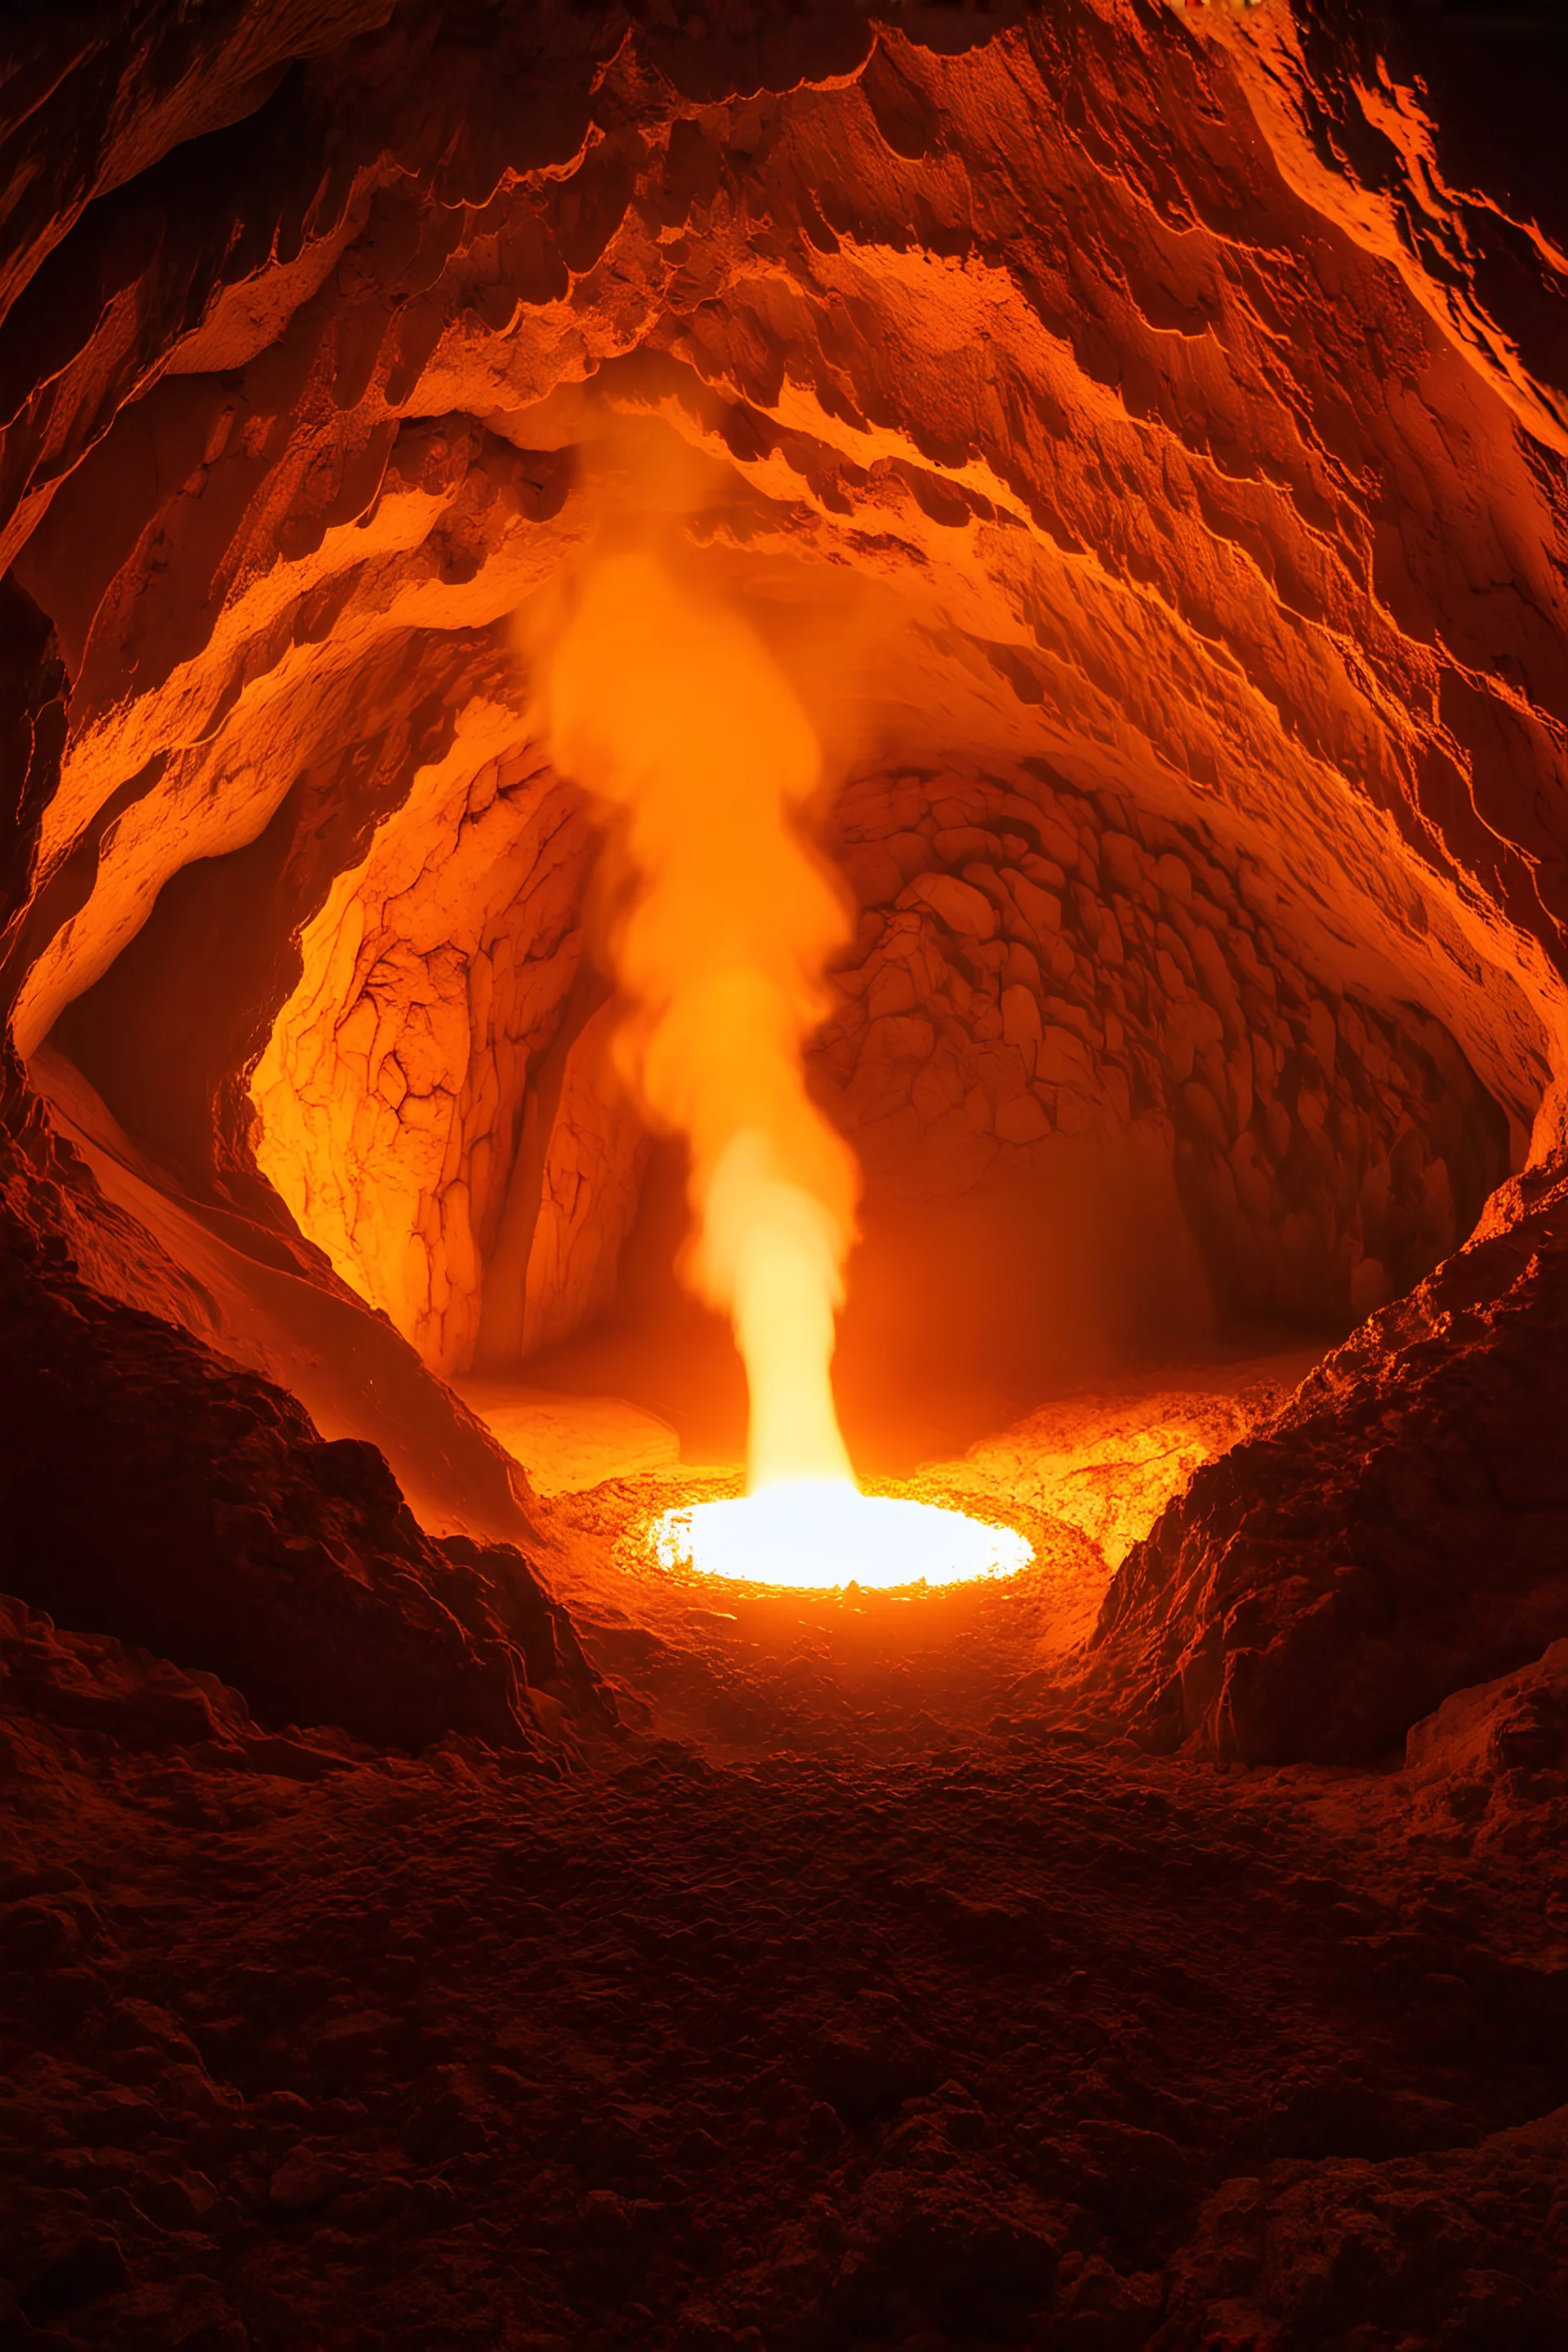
(0, 0, 1563, 1753)
(12, 413, 580, 1070)
(10, 6, 1566, 1140)
(238, 728, 1510, 1392)
(251, 737, 593, 1375)
(8, 17, 1568, 2350)
(492, 994, 653, 1364)
(818, 762, 1509, 1333)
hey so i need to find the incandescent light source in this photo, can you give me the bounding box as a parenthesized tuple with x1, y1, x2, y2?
(653, 1481, 1032, 1592)
(533, 519, 1033, 1592)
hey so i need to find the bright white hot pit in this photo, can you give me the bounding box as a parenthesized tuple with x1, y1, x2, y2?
(651, 1480, 1033, 1592)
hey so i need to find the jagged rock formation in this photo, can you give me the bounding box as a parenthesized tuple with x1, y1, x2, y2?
(1088, 1155, 1568, 1766)
(3, 0, 1565, 1769)
(0, 1138, 612, 1757)
(250, 737, 595, 1374)
(4, 5, 1568, 2346)
(818, 759, 1508, 1331)
(0, 3, 1562, 1783)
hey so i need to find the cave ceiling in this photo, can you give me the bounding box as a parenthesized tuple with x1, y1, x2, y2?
(3, 0, 1565, 1151)
(10, 15, 1568, 2345)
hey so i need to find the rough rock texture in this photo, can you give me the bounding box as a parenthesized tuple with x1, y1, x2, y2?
(7, 1570, 1568, 2352)
(251, 739, 593, 1373)
(1088, 1156, 1568, 1766)
(954, 1349, 1320, 1572)
(2, 0, 1561, 1428)
(0, 0, 1560, 1763)
(254, 720, 1514, 1390)
(3, 7, 1568, 2345)
(501, 993, 653, 1361)
(0, 1149, 610, 1757)
(1405, 1636, 1568, 1826)
(818, 758, 1508, 1329)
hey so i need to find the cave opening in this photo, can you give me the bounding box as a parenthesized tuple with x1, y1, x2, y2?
(7, 4, 1568, 2346)
(26, 390, 1521, 1553)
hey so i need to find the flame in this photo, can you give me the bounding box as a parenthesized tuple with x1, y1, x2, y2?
(533, 546, 858, 1492)
(532, 532, 1031, 1591)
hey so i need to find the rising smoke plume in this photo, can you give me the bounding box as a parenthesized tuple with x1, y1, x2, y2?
(528, 541, 861, 1493)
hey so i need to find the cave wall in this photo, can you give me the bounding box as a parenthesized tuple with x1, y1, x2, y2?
(0, 0, 1566, 1760)
(489, 991, 653, 1364)
(817, 755, 1508, 1332)
(8, 0, 1566, 1145)
(10, 408, 579, 1084)
(233, 724, 1511, 1388)
(251, 736, 591, 1374)
(1085, 1150, 1568, 1766)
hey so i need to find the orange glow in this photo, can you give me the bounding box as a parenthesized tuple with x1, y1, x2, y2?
(653, 1481, 1031, 1592)
(533, 548, 858, 1494)
(533, 541, 1032, 1591)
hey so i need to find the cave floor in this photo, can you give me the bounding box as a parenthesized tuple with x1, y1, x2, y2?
(6, 1556, 1568, 2352)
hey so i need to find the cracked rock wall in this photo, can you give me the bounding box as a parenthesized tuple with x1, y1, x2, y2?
(817, 755, 1509, 1331)
(251, 737, 591, 1374)
(0, 0, 1565, 1756)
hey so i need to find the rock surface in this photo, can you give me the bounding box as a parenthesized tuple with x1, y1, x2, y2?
(817, 760, 1509, 1332)
(5, 1564, 1568, 2352)
(1, 0, 1558, 1425)
(2, 8, 1568, 2345)
(1087, 1156, 1568, 1765)
(0, 1138, 608, 1757)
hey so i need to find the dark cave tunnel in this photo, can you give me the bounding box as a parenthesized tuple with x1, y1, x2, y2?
(4, 3, 1568, 2348)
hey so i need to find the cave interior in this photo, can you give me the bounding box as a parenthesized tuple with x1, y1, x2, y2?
(5, 2, 1568, 2348)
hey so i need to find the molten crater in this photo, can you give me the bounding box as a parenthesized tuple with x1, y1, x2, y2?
(653, 1481, 1034, 1593)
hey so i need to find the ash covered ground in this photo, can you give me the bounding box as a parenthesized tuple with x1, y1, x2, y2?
(7, 1387, 1568, 2352)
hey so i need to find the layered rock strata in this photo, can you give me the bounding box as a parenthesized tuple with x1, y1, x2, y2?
(0, 0, 1563, 1767)
(4, 7, 1568, 2345)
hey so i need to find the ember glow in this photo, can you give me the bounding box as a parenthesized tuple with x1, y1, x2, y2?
(537, 534, 1031, 1591)
(653, 1481, 1033, 1592)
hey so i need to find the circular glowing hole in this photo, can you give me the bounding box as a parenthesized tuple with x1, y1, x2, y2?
(650, 1480, 1033, 1592)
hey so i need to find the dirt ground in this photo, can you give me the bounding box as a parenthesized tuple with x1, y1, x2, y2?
(5, 1373, 1568, 2352)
